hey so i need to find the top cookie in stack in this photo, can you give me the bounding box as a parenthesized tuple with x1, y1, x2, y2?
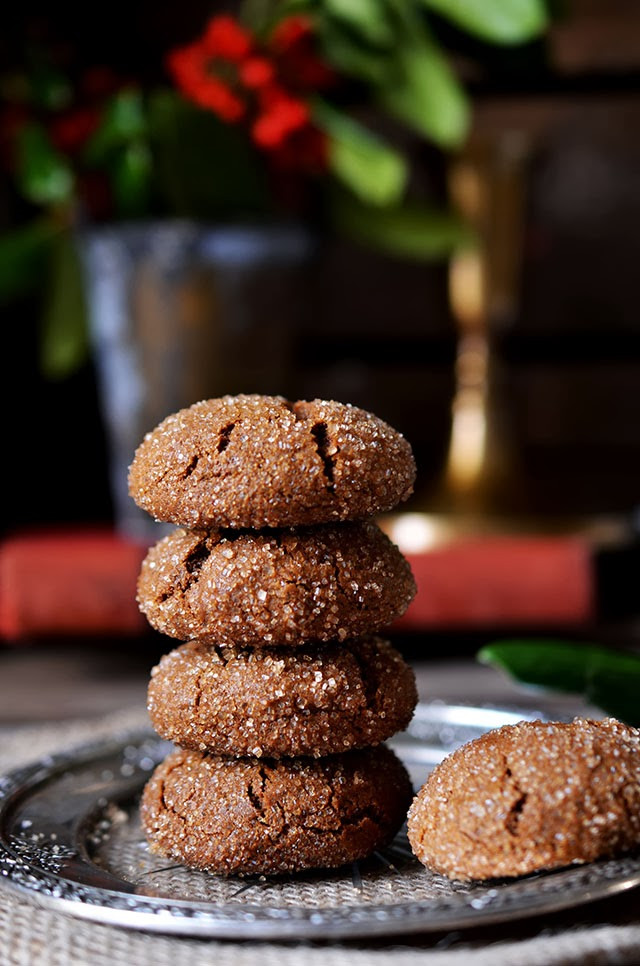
(129, 395, 418, 875)
(128, 394, 416, 529)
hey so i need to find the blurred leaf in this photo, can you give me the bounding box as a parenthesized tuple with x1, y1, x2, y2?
(111, 140, 153, 218)
(314, 100, 407, 206)
(478, 639, 640, 726)
(317, 13, 396, 83)
(84, 88, 147, 162)
(17, 123, 75, 205)
(0, 219, 59, 302)
(317, 17, 393, 83)
(377, 26, 469, 147)
(324, 0, 393, 46)
(419, 0, 548, 45)
(40, 229, 89, 379)
(331, 190, 475, 259)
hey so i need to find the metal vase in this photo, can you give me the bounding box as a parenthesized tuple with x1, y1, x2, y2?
(78, 220, 316, 541)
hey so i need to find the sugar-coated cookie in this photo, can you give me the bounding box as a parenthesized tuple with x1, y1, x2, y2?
(128, 395, 415, 529)
(407, 717, 640, 881)
(147, 636, 417, 758)
(141, 744, 413, 875)
(136, 521, 416, 646)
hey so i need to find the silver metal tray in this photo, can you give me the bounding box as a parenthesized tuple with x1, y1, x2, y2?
(1, 701, 639, 940)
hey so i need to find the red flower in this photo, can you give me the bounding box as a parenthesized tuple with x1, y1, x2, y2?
(269, 15, 335, 91)
(166, 13, 332, 174)
(252, 86, 309, 149)
(239, 57, 275, 90)
(270, 15, 312, 51)
(202, 15, 252, 61)
(166, 41, 246, 122)
(166, 15, 256, 123)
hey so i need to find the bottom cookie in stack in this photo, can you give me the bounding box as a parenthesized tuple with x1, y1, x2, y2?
(140, 636, 417, 874)
(141, 744, 413, 876)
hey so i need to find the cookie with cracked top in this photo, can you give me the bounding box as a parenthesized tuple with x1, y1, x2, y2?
(407, 717, 640, 882)
(147, 636, 417, 758)
(141, 743, 413, 875)
(136, 520, 416, 647)
(127, 394, 416, 529)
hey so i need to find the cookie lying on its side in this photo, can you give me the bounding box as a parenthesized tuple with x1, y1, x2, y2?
(141, 744, 413, 875)
(127, 395, 416, 529)
(147, 636, 418, 758)
(136, 521, 416, 647)
(407, 717, 640, 882)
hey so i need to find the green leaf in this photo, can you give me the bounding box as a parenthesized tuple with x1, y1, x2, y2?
(331, 190, 475, 259)
(84, 89, 147, 163)
(313, 101, 407, 206)
(324, 0, 393, 46)
(377, 26, 470, 147)
(419, 0, 548, 45)
(0, 219, 59, 302)
(111, 141, 153, 218)
(40, 229, 89, 379)
(317, 18, 394, 84)
(17, 123, 75, 205)
(478, 639, 640, 726)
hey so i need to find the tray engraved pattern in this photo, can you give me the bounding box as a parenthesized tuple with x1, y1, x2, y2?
(1, 702, 639, 939)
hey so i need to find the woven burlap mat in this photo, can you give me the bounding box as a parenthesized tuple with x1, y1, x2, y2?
(1, 708, 639, 966)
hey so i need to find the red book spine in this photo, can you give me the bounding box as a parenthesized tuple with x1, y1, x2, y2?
(0, 529, 148, 642)
(397, 536, 595, 629)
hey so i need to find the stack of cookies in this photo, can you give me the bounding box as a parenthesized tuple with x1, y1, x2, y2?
(128, 394, 418, 876)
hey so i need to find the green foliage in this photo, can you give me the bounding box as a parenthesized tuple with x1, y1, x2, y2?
(17, 124, 74, 205)
(332, 189, 475, 259)
(376, 24, 469, 148)
(0, 219, 60, 302)
(84, 89, 147, 160)
(313, 99, 407, 206)
(316, 17, 393, 84)
(478, 639, 640, 726)
(147, 91, 272, 219)
(418, 0, 548, 45)
(315, 0, 547, 147)
(1, 0, 550, 376)
(84, 89, 153, 218)
(39, 229, 89, 379)
(324, 0, 394, 46)
(110, 141, 153, 218)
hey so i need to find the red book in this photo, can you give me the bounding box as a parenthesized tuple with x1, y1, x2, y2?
(396, 536, 594, 630)
(0, 529, 148, 642)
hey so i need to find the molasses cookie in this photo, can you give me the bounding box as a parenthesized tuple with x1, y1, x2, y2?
(136, 521, 416, 646)
(140, 744, 413, 875)
(147, 636, 417, 758)
(407, 717, 640, 882)
(128, 395, 416, 529)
